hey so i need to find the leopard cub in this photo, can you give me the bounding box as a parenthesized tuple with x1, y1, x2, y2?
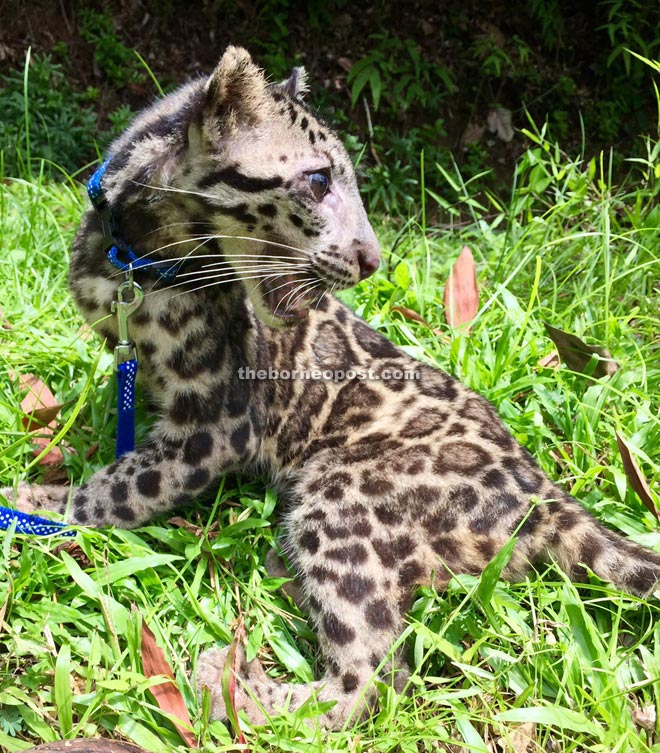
(6, 47, 660, 729)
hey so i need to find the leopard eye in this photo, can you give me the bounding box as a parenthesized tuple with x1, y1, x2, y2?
(308, 171, 331, 202)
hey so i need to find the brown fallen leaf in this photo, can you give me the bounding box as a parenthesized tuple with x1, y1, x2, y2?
(391, 305, 433, 329)
(85, 442, 100, 460)
(631, 703, 656, 731)
(141, 619, 197, 747)
(168, 516, 219, 538)
(0, 307, 12, 330)
(337, 56, 353, 73)
(25, 742, 148, 753)
(537, 350, 560, 370)
(53, 541, 92, 569)
(19, 374, 62, 430)
(615, 433, 660, 523)
(77, 322, 95, 341)
(17, 373, 64, 465)
(496, 721, 536, 752)
(444, 246, 479, 329)
(544, 323, 619, 378)
(0, 583, 9, 633)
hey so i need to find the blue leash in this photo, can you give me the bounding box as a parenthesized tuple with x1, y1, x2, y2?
(0, 506, 75, 536)
(0, 157, 169, 537)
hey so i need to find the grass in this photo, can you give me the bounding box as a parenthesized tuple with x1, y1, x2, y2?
(1, 131, 660, 753)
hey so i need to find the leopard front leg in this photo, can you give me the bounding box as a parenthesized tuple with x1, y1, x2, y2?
(198, 493, 411, 729)
(3, 419, 251, 528)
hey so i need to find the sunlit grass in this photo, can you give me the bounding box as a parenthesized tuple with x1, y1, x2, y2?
(1, 134, 659, 752)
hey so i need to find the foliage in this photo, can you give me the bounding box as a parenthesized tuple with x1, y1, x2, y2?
(78, 9, 146, 89)
(1, 110, 660, 749)
(0, 50, 139, 178)
(347, 33, 455, 113)
(0, 53, 98, 178)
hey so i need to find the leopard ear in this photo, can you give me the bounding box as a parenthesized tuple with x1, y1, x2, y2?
(273, 66, 309, 101)
(205, 46, 270, 129)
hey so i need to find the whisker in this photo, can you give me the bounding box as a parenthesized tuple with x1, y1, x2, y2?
(135, 231, 314, 262)
(315, 281, 337, 312)
(130, 179, 226, 205)
(164, 271, 301, 301)
(175, 266, 311, 286)
(270, 276, 318, 317)
(178, 259, 310, 277)
(146, 220, 214, 237)
(279, 277, 319, 310)
(199, 256, 309, 269)
(146, 269, 303, 299)
(144, 235, 215, 293)
(289, 279, 322, 310)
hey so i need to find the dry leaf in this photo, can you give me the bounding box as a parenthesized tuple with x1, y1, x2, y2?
(18, 373, 64, 465)
(632, 703, 656, 731)
(538, 350, 560, 370)
(615, 433, 659, 523)
(54, 541, 92, 569)
(487, 107, 514, 142)
(141, 619, 197, 747)
(496, 722, 536, 752)
(544, 323, 619, 378)
(337, 56, 353, 72)
(0, 307, 12, 330)
(463, 121, 486, 146)
(391, 305, 433, 329)
(0, 583, 9, 633)
(444, 246, 479, 329)
(25, 742, 148, 753)
(77, 322, 95, 341)
(168, 516, 218, 538)
(19, 374, 62, 429)
(85, 442, 100, 460)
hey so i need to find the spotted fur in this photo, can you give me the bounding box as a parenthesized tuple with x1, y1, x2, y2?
(6, 47, 660, 730)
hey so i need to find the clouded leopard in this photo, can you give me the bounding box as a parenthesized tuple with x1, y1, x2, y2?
(5, 46, 660, 729)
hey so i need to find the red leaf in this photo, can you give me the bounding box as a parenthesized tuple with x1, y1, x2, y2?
(19, 373, 62, 428)
(141, 619, 198, 747)
(444, 246, 479, 329)
(391, 305, 432, 328)
(615, 433, 660, 524)
(17, 373, 64, 465)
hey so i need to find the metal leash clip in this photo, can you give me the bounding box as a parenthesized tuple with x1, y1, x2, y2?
(111, 267, 144, 458)
(111, 268, 144, 367)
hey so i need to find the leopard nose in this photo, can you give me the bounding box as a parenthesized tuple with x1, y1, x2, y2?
(357, 245, 381, 280)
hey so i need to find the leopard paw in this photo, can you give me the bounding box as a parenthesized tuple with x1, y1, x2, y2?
(197, 643, 270, 725)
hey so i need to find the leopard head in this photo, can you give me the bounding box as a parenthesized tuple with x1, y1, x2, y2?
(184, 46, 381, 327)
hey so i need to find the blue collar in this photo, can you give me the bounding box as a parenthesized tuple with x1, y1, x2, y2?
(86, 160, 179, 282)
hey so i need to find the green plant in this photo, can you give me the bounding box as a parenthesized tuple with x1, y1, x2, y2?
(79, 9, 146, 89)
(0, 53, 98, 177)
(348, 33, 454, 114)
